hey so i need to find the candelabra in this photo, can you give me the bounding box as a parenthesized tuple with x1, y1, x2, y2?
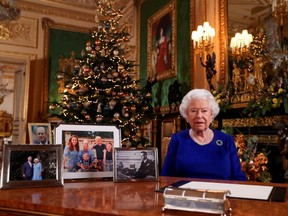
(271, 0, 288, 40)
(191, 21, 217, 90)
(191, 21, 215, 55)
(230, 29, 253, 58)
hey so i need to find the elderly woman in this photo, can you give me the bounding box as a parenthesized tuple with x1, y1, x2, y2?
(32, 158, 42, 180)
(161, 89, 246, 181)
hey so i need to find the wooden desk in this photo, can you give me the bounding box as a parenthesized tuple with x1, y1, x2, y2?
(0, 177, 287, 215)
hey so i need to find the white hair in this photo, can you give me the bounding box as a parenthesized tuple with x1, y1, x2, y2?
(179, 89, 220, 121)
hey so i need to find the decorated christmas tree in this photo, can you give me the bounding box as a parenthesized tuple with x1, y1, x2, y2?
(50, 0, 154, 147)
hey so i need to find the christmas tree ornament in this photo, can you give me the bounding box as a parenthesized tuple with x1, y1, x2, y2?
(49, 104, 56, 110)
(96, 115, 104, 123)
(113, 49, 119, 56)
(85, 114, 91, 121)
(114, 112, 120, 119)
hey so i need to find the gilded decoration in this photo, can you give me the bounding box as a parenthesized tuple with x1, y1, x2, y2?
(0, 17, 38, 47)
(222, 115, 288, 128)
(0, 110, 12, 137)
(42, 17, 91, 116)
(218, 0, 228, 84)
(18, 1, 95, 23)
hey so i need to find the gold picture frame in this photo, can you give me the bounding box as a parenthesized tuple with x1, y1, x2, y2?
(0, 144, 63, 189)
(28, 123, 53, 145)
(147, 0, 176, 81)
(41, 17, 91, 117)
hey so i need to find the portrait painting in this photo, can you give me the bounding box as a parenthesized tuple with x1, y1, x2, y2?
(0, 144, 63, 189)
(147, 0, 176, 81)
(54, 124, 121, 180)
(113, 148, 158, 182)
(28, 123, 52, 145)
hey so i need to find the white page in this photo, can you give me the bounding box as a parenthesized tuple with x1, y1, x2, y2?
(180, 181, 273, 200)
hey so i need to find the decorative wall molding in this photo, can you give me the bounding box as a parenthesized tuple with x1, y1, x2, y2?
(222, 115, 288, 128)
(18, 1, 95, 23)
(0, 17, 38, 47)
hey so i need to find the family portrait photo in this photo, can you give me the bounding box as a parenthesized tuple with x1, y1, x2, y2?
(55, 124, 121, 179)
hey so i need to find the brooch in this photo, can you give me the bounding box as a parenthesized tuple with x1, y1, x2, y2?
(216, 140, 223, 146)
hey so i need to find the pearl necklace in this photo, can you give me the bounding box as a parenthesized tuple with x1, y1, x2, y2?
(189, 129, 212, 145)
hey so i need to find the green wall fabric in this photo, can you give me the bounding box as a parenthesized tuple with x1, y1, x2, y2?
(48, 28, 90, 115)
(140, 0, 190, 108)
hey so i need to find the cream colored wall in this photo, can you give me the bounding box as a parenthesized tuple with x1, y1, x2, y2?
(0, 4, 96, 143)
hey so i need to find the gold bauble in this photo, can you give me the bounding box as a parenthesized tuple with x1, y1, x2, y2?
(105, 88, 112, 95)
(130, 105, 136, 112)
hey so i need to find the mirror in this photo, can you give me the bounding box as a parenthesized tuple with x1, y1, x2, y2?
(220, 0, 288, 106)
(227, 0, 287, 71)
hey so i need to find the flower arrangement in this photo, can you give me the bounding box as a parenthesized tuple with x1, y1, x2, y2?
(235, 134, 272, 182)
(243, 69, 288, 117)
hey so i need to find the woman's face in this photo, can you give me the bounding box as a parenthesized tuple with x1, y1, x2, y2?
(186, 99, 213, 132)
(106, 144, 112, 151)
(71, 137, 78, 145)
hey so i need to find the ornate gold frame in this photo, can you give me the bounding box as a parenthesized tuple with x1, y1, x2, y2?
(218, 0, 228, 84)
(147, 0, 176, 81)
(41, 18, 91, 117)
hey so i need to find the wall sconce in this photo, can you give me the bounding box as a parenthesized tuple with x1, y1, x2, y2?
(191, 21, 217, 90)
(271, 0, 288, 40)
(230, 29, 253, 57)
(191, 21, 215, 55)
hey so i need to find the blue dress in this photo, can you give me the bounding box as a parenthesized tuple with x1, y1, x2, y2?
(32, 163, 42, 180)
(64, 146, 79, 172)
(161, 129, 247, 181)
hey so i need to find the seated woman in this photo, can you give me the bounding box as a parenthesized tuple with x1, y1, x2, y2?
(161, 88, 247, 181)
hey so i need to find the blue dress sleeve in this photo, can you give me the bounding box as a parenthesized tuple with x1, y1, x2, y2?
(161, 133, 179, 176)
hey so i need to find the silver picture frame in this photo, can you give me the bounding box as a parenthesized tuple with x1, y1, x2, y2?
(0, 144, 63, 189)
(54, 124, 121, 180)
(113, 147, 159, 182)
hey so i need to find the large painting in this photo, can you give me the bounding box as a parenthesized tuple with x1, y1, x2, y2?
(147, 0, 176, 81)
(42, 18, 91, 116)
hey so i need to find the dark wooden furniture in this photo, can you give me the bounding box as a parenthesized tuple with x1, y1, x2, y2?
(0, 177, 287, 215)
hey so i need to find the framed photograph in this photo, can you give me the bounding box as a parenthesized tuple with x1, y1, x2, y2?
(54, 124, 121, 180)
(147, 0, 176, 81)
(0, 144, 63, 189)
(28, 123, 53, 144)
(113, 148, 158, 182)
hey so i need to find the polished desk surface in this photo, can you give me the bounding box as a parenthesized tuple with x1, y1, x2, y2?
(0, 177, 287, 216)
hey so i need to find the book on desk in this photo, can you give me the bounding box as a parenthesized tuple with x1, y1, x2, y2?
(156, 180, 287, 202)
